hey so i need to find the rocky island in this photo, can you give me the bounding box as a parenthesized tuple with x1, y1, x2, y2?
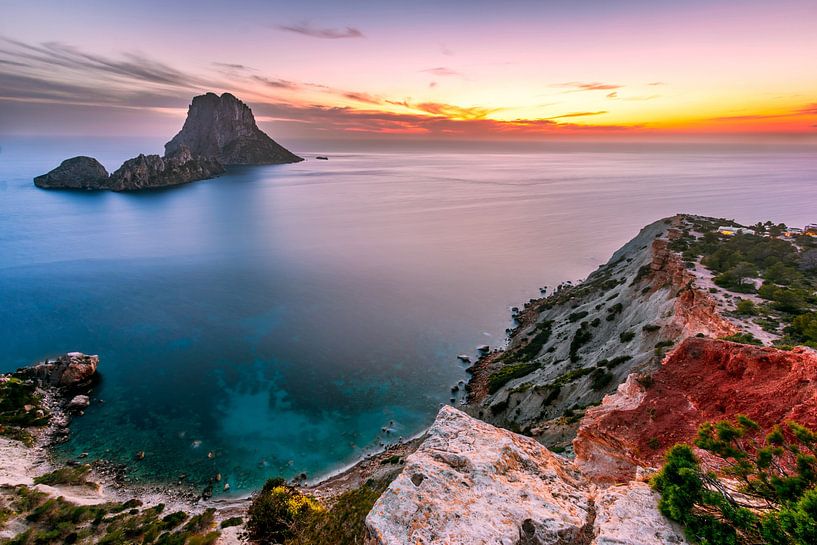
(3, 214, 817, 545)
(33, 93, 302, 191)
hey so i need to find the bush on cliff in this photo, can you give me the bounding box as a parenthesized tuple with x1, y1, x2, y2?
(246, 478, 324, 545)
(653, 416, 817, 545)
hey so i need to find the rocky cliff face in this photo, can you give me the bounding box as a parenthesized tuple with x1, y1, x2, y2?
(574, 337, 817, 482)
(33, 157, 109, 189)
(366, 406, 688, 545)
(14, 352, 99, 391)
(34, 92, 299, 191)
(108, 145, 225, 191)
(465, 215, 745, 452)
(164, 92, 303, 165)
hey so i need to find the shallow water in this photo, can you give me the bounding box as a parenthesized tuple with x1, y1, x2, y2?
(1, 138, 816, 494)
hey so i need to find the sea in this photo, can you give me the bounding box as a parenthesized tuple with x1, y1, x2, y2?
(1, 137, 816, 495)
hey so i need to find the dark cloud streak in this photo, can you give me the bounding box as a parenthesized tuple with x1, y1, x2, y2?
(277, 23, 364, 39)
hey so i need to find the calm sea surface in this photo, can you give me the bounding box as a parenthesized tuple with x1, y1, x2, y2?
(1, 138, 816, 494)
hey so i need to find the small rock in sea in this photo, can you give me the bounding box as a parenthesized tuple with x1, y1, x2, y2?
(191, 440, 202, 448)
(207, 451, 215, 459)
(476, 344, 490, 352)
(457, 354, 471, 363)
(135, 451, 145, 461)
(179, 473, 188, 480)
(79, 452, 88, 459)
(67, 394, 91, 410)
(66, 460, 80, 467)
(215, 473, 222, 482)
(451, 385, 459, 393)
(223, 483, 230, 491)
(450, 398, 456, 403)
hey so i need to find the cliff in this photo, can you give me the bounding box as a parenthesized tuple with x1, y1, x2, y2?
(465, 215, 737, 451)
(366, 406, 688, 545)
(574, 337, 817, 482)
(108, 145, 225, 191)
(165, 92, 303, 165)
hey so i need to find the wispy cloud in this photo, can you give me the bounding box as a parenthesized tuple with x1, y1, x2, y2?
(552, 81, 622, 92)
(277, 23, 364, 39)
(548, 111, 607, 119)
(0, 38, 203, 88)
(606, 91, 618, 99)
(251, 75, 302, 90)
(421, 67, 463, 78)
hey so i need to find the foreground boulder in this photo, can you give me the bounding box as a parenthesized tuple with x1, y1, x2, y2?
(574, 337, 817, 482)
(366, 405, 686, 545)
(165, 92, 303, 165)
(14, 352, 99, 391)
(108, 145, 225, 191)
(33, 157, 109, 189)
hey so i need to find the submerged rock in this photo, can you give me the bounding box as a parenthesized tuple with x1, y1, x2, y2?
(164, 92, 303, 165)
(33, 156, 109, 189)
(108, 145, 225, 191)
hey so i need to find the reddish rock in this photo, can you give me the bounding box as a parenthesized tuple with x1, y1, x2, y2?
(650, 238, 737, 339)
(575, 337, 817, 483)
(14, 352, 99, 390)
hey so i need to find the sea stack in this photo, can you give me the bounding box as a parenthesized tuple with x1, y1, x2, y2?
(34, 92, 301, 191)
(164, 92, 303, 165)
(33, 156, 109, 189)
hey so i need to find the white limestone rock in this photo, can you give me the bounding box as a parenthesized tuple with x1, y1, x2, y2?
(366, 405, 593, 545)
(592, 482, 688, 545)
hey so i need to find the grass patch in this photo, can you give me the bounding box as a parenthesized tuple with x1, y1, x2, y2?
(33, 465, 94, 488)
(488, 362, 540, 394)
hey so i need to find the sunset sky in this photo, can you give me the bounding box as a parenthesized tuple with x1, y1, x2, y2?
(1, 0, 816, 142)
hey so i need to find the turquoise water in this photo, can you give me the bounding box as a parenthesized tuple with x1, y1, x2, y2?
(1, 138, 816, 494)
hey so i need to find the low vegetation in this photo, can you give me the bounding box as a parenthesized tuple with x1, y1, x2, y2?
(0, 485, 220, 545)
(0, 377, 49, 446)
(33, 465, 94, 488)
(246, 477, 390, 545)
(652, 416, 817, 545)
(676, 218, 817, 348)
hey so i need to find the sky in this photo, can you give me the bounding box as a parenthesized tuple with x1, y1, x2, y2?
(1, 0, 816, 143)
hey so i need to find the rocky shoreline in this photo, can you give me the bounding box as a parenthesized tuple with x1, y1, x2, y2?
(5, 213, 817, 544)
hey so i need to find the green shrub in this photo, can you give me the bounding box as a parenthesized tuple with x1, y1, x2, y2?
(33, 465, 93, 488)
(642, 324, 660, 333)
(488, 362, 540, 394)
(619, 330, 635, 343)
(290, 480, 389, 545)
(652, 417, 817, 545)
(568, 310, 589, 323)
(569, 324, 593, 362)
(735, 299, 758, 315)
(721, 332, 763, 346)
(590, 369, 613, 391)
(246, 478, 324, 545)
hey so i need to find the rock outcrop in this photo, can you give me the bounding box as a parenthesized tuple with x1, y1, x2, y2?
(108, 145, 225, 191)
(366, 406, 687, 545)
(34, 92, 300, 190)
(574, 337, 817, 482)
(33, 156, 109, 189)
(164, 92, 303, 165)
(14, 352, 99, 391)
